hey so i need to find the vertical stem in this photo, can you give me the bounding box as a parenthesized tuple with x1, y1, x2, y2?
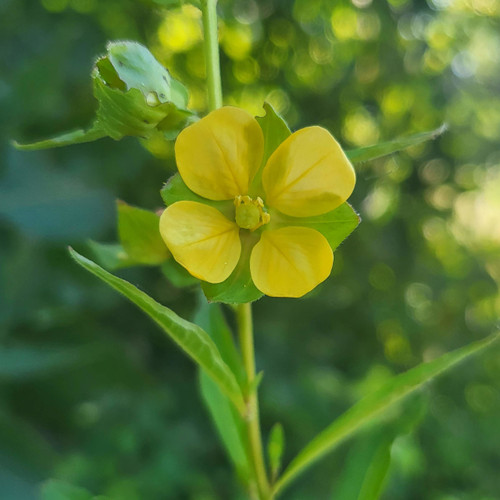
(200, 3, 269, 497)
(200, 0, 223, 111)
(237, 303, 271, 499)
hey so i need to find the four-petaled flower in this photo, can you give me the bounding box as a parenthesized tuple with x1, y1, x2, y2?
(159, 106, 356, 298)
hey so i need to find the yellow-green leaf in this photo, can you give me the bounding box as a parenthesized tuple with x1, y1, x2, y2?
(346, 125, 446, 164)
(274, 333, 499, 496)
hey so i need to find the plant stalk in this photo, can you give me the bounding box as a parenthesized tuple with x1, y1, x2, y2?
(200, 3, 269, 497)
(200, 0, 223, 111)
(237, 303, 272, 499)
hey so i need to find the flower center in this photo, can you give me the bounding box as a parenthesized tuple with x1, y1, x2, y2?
(234, 195, 270, 231)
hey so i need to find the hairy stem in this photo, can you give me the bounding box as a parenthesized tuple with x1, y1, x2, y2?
(236, 303, 272, 499)
(200, 0, 223, 111)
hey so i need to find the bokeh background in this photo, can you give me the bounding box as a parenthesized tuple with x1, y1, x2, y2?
(1, 0, 499, 498)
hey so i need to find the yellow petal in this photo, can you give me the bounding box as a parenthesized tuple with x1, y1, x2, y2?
(262, 126, 356, 217)
(175, 107, 264, 200)
(250, 226, 333, 298)
(159, 201, 241, 283)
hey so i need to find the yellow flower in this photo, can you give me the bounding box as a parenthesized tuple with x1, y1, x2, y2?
(160, 106, 356, 298)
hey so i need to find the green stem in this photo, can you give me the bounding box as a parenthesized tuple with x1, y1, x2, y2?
(236, 303, 272, 499)
(200, 0, 223, 111)
(200, 3, 269, 496)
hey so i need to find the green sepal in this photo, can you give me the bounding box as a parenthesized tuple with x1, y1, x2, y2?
(346, 124, 447, 164)
(202, 233, 263, 304)
(14, 41, 194, 150)
(117, 201, 168, 265)
(272, 202, 361, 251)
(161, 258, 199, 288)
(251, 102, 291, 196)
(160, 173, 234, 218)
(256, 102, 291, 167)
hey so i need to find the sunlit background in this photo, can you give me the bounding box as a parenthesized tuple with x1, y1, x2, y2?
(1, 0, 499, 498)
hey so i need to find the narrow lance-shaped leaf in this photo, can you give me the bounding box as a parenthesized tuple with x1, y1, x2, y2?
(273, 332, 499, 496)
(346, 124, 447, 164)
(69, 248, 246, 415)
(196, 301, 251, 480)
(332, 396, 426, 500)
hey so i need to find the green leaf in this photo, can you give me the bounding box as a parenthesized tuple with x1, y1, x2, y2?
(332, 397, 425, 500)
(202, 232, 263, 304)
(69, 248, 246, 415)
(86, 241, 136, 271)
(194, 300, 244, 383)
(273, 333, 499, 496)
(272, 202, 361, 251)
(195, 302, 250, 480)
(14, 41, 193, 150)
(345, 124, 447, 164)
(41, 479, 94, 500)
(199, 372, 251, 482)
(160, 173, 233, 218)
(117, 201, 168, 265)
(12, 125, 107, 151)
(268, 423, 285, 481)
(161, 258, 199, 288)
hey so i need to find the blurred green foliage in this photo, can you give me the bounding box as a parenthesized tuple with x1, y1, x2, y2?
(1, 0, 499, 499)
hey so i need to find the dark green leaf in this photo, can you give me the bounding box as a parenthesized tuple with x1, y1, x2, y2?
(272, 202, 361, 251)
(117, 201, 168, 265)
(69, 248, 246, 415)
(273, 333, 499, 496)
(346, 125, 447, 164)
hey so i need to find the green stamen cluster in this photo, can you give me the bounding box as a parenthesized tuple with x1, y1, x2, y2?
(234, 195, 271, 231)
